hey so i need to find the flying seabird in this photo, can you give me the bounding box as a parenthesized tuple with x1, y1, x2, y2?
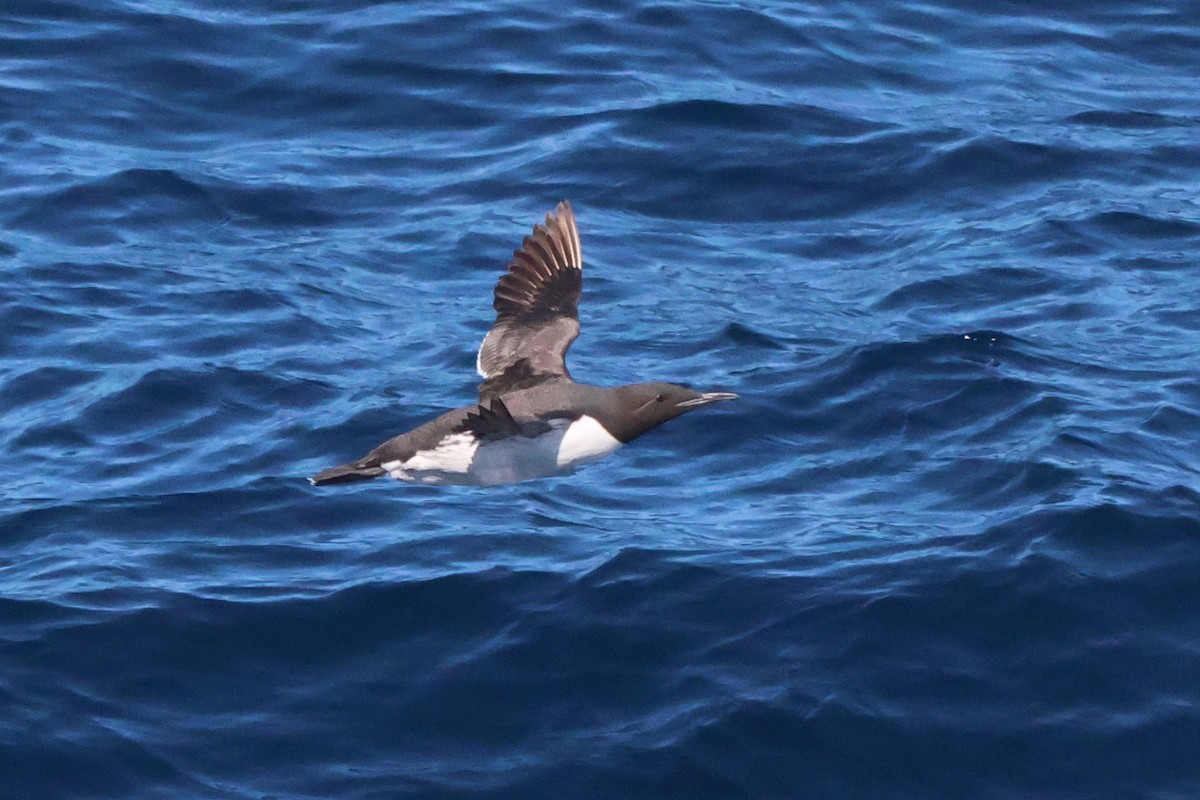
(310, 201, 736, 487)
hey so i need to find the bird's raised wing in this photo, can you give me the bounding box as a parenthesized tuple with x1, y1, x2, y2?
(476, 200, 582, 400)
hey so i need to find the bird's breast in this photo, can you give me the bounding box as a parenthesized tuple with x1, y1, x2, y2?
(554, 415, 623, 468)
(382, 415, 622, 486)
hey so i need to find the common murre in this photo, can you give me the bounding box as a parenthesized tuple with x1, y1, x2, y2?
(309, 201, 737, 487)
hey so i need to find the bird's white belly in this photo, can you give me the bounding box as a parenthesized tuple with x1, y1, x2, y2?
(380, 415, 622, 486)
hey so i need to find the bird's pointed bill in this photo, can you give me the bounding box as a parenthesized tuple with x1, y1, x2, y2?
(675, 392, 739, 408)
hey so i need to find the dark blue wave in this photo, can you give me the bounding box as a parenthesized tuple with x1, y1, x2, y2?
(3, 0, 1200, 798)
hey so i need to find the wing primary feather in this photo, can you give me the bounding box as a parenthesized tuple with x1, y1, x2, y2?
(476, 201, 584, 397)
(457, 396, 524, 439)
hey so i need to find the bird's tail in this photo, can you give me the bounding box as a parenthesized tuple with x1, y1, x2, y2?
(309, 462, 386, 486)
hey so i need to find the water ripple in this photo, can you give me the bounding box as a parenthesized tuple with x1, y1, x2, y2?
(4, 0, 1200, 797)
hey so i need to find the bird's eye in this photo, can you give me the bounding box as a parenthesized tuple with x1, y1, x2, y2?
(655, 394, 665, 403)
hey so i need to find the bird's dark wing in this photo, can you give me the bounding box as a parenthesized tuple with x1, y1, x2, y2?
(456, 396, 521, 439)
(477, 200, 582, 400)
(455, 396, 553, 441)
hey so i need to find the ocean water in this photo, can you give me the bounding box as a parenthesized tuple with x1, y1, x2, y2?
(3, 0, 1200, 797)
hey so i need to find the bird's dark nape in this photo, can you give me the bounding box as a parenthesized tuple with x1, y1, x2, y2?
(309, 464, 385, 486)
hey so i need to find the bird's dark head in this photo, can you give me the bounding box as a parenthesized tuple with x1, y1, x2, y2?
(605, 381, 738, 442)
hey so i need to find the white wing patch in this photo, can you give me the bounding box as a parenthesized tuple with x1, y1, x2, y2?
(475, 336, 488, 378)
(383, 433, 479, 482)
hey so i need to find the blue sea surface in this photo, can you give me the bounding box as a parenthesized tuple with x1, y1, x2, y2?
(3, 1, 1200, 797)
